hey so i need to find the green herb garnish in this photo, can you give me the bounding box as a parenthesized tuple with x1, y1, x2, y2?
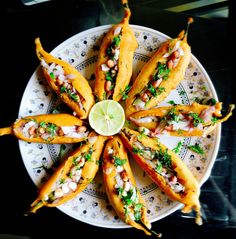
(120, 85, 132, 100)
(59, 178, 65, 184)
(84, 148, 93, 162)
(188, 143, 204, 155)
(49, 72, 55, 80)
(46, 123, 57, 137)
(147, 84, 157, 97)
(157, 87, 165, 94)
(172, 141, 183, 154)
(153, 62, 170, 81)
(167, 100, 176, 105)
(60, 86, 67, 94)
(137, 128, 147, 140)
(132, 147, 144, 155)
(155, 148, 172, 168)
(189, 113, 205, 127)
(69, 93, 78, 102)
(105, 71, 113, 81)
(211, 117, 218, 125)
(155, 163, 163, 173)
(113, 156, 127, 166)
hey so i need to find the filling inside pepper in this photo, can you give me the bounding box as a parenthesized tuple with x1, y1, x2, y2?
(19, 119, 88, 141)
(125, 131, 185, 193)
(133, 41, 184, 110)
(107, 147, 144, 222)
(101, 26, 122, 100)
(43, 147, 93, 204)
(131, 104, 220, 137)
(41, 59, 85, 109)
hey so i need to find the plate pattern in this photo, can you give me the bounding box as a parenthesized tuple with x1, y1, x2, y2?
(18, 25, 220, 227)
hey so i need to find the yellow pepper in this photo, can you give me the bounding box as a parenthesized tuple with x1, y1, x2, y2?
(102, 136, 152, 235)
(94, 0, 138, 102)
(120, 127, 202, 225)
(35, 38, 95, 119)
(27, 132, 107, 214)
(126, 19, 193, 116)
(0, 113, 89, 144)
(129, 102, 234, 137)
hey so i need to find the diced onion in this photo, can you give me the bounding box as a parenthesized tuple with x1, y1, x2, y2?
(114, 26, 122, 36)
(101, 64, 110, 72)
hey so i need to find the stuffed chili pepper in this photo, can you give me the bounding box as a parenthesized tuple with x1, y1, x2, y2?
(129, 102, 235, 137)
(0, 114, 90, 144)
(35, 38, 95, 119)
(125, 19, 193, 116)
(102, 136, 152, 235)
(120, 127, 202, 225)
(27, 132, 107, 214)
(94, 0, 138, 101)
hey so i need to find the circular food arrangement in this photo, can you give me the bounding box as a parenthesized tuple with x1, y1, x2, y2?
(0, 0, 234, 236)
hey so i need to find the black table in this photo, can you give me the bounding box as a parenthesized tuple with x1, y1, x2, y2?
(1, 1, 235, 238)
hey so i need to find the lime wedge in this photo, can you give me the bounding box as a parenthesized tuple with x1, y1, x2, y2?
(89, 100, 125, 136)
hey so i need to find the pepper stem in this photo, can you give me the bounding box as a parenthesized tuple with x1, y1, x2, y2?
(121, 0, 131, 22)
(138, 220, 162, 237)
(0, 126, 12, 136)
(25, 199, 44, 216)
(184, 17, 194, 41)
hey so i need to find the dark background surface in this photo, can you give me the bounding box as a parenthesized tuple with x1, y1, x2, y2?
(1, 0, 235, 238)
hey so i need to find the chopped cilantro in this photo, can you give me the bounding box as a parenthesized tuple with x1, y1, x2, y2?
(120, 85, 132, 100)
(157, 87, 165, 94)
(134, 210, 142, 221)
(59, 178, 65, 184)
(153, 62, 170, 81)
(46, 123, 57, 136)
(73, 157, 78, 165)
(106, 35, 121, 58)
(84, 148, 93, 162)
(155, 163, 162, 173)
(188, 113, 205, 127)
(211, 117, 218, 125)
(132, 147, 144, 155)
(117, 187, 125, 198)
(208, 98, 217, 106)
(155, 148, 172, 168)
(60, 86, 67, 94)
(39, 121, 47, 127)
(113, 156, 127, 166)
(167, 100, 176, 105)
(166, 107, 180, 123)
(113, 35, 121, 47)
(172, 141, 183, 154)
(188, 143, 204, 155)
(49, 72, 55, 80)
(105, 71, 113, 81)
(148, 84, 157, 97)
(137, 128, 147, 140)
(60, 86, 79, 102)
(69, 92, 78, 102)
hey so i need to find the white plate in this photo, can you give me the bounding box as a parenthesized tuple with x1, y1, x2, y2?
(18, 25, 220, 228)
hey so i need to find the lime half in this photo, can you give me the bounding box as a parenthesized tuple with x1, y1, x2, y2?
(89, 100, 125, 136)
